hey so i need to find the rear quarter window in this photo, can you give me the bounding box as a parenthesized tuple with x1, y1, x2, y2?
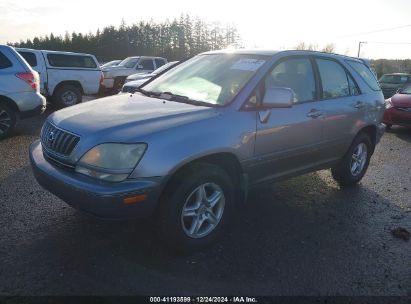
(47, 54, 97, 68)
(18, 51, 37, 67)
(346, 60, 380, 91)
(0, 51, 12, 69)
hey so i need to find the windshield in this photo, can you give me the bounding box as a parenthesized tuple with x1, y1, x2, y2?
(142, 54, 268, 106)
(153, 61, 178, 75)
(118, 57, 140, 68)
(379, 74, 409, 84)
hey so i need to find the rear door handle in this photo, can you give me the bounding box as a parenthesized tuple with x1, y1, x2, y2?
(354, 101, 365, 109)
(306, 109, 323, 119)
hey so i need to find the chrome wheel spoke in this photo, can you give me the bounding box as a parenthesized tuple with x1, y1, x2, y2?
(196, 184, 207, 202)
(207, 190, 222, 208)
(189, 217, 204, 235)
(206, 210, 218, 225)
(182, 206, 197, 217)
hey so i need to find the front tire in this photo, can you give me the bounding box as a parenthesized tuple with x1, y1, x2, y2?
(0, 104, 16, 140)
(53, 85, 82, 108)
(331, 133, 373, 187)
(156, 163, 235, 252)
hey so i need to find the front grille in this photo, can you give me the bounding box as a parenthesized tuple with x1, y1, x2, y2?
(41, 122, 80, 156)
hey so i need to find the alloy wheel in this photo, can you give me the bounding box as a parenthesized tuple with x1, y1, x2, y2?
(181, 182, 225, 239)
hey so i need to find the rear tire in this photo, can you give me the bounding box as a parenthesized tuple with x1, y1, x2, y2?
(156, 163, 235, 252)
(0, 103, 16, 140)
(331, 133, 373, 187)
(53, 85, 82, 108)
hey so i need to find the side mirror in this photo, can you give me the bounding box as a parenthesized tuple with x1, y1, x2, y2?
(262, 87, 294, 108)
(397, 88, 403, 94)
(136, 64, 144, 69)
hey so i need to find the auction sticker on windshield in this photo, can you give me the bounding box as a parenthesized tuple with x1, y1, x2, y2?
(230, 59, 266, 71)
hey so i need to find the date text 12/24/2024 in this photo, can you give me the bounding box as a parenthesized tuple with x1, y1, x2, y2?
(149, 297, 258, 303)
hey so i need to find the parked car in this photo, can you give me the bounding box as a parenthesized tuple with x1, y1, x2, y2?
(101, 60, 121, 69)
(383, 83, 411, 128)
(0, 45, 46, 139)
(16, 48, 103, 107)
(30, 50, 385, 250)
(101, 56, 167, 92)
(122, 61, 179, 93)
(379, 73, 411, 99)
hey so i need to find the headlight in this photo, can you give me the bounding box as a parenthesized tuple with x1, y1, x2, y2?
(75, 143, 147, 182)
(385, 98, 393, 109)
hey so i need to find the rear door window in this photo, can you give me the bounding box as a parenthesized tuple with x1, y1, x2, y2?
(47, 54, 97, 68)
(0, 51, 12, 69)
(346, 60, 380, 91)
(18, 51, 37, 67)
(316, 59, 350, 98)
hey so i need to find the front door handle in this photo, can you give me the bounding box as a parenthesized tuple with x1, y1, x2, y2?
(354, 101, 365, 109)
(306, 109, 323, 119)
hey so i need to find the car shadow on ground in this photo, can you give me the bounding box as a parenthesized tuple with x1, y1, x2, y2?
(2, 164, 407, 295)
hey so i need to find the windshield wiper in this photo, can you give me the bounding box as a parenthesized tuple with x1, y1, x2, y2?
(133, 88, 161, 97)
(159, 92, 216, 107)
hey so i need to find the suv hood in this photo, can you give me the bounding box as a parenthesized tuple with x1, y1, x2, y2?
(49, 94, 218, 142)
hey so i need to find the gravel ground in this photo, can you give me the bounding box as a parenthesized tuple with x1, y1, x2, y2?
(0, 103, 410, 296)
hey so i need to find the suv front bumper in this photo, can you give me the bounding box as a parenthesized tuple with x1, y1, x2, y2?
(29, 140, 163, 219)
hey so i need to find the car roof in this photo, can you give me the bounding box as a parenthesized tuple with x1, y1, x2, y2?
(201, 49, 362, 61)
(15, 47, 96, 57)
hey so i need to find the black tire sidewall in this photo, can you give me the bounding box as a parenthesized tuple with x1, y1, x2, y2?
(0, 104, 16, 140)
(156, 163, 234, 251)
(54, 85, 82, 108)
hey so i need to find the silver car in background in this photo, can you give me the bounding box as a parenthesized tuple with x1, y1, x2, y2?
(30, 50, 385, 251)
(0, 45, 46, 139)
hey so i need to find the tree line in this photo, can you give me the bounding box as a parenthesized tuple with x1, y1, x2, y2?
(10, 15, 241, 62)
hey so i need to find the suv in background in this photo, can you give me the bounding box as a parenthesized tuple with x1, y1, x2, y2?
(16, 48, 103, 107)
(102, 56, 167, 92)
(121, 61, 179, 93)
(379, 73, 411, 99)
(0, 45, 46, 139)
(30, 50, 385, 251)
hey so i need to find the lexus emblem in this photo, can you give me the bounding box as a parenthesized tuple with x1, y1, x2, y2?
(48, 131, 55, 143)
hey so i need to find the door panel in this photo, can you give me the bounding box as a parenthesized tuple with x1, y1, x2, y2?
(250, 102, 323, 183)
(315, 58, 364, 159)
(248, 57, 324, 184)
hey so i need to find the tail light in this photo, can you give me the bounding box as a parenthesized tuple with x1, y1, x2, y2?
(100, 72, 104, 86)
(16, 72, 39, 92)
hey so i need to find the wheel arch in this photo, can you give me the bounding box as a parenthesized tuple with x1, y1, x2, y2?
(358, 124, 377, 153)
(158, 152, 247, 210)
(0, 95, 20, 114)
(52, 80, 84, 96)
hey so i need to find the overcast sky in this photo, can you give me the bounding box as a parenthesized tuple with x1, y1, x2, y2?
(1, 0, 411, 59)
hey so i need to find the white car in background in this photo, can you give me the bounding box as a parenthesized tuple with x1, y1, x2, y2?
(17, 48, 103, 107)
(102, 56, 167, 92)
(101, 60, 121, 69)
(121, 61, 179, 93)
(0, 45, 46, 139)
